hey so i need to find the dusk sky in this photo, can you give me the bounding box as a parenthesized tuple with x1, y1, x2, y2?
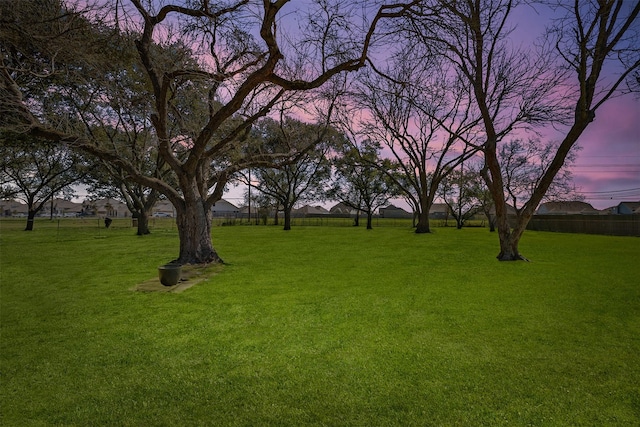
(66, 1, 638, 211)
(510, 3, 640, 209)
(569, 95, 640, 209)
(223, 2, 640, 211)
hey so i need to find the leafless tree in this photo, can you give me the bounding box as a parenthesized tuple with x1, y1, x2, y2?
(498, 138, 583, 209)
(355, 47, 480, 233)
(438, 161, 481, 229)
(401, 0, 639, 260)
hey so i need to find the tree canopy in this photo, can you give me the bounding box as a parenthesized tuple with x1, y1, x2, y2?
(1, 0, 417, 264)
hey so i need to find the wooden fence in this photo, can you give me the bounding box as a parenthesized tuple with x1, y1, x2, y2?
(526, 215, 640, 237)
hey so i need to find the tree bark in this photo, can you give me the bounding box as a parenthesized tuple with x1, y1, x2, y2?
(283, 207, 292, 231)
(493, 208, 520, 260)
(136, 210, 151, 236)
(415, 210, 431, 233)
(25, 210, 36, 231)
(366, 211, 373, 229)
(488, 214, 496, 232)
(173, 196, 222, 265)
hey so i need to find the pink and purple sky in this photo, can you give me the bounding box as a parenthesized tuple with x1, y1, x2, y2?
(75, 1, 640, 210)
(568, 96, 640, 209)
(223, 2, 640, 211)
(511, 3, 640, 209)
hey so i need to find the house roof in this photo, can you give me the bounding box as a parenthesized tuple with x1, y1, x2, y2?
(51, 198, 83, 211)
(379, 204, 413, 217)
(294, 205, 330, 215)
(380, 204, 405, 211)
(0, 199, 28, 213)
(619, 201, 640, 210)
(429, 203, 449, 213)
(537, 201, 597, 214)
(212, 199, 239, 212)
(330, 202, 356, 214)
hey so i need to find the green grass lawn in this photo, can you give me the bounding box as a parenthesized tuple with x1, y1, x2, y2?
(1, 219, 639, 426)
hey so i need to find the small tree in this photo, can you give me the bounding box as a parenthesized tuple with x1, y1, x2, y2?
(465, 166, 497, 232)
(0, 133, 85, 230)
(448, 140, 582, 232)
(242, 185, 276, 225)
(329, 140, 396, 229)
(497, 138, 583, 210)
(251, 117, 334, 231)
(84, 161, 162, 236)
(438, 162, 481, 229)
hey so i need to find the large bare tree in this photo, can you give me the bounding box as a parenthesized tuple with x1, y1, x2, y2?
(401, 0, 639, 259)
(355, 49, 480, 233)
(1, 0, 420, 264)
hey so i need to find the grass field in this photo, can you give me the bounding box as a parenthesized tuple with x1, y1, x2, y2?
(1, 218, 639, 426)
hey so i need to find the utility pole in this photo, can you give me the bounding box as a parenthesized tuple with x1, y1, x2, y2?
(247, 169, 251, 223)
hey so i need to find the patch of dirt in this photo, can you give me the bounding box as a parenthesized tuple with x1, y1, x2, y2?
(132, 263, 223, 293)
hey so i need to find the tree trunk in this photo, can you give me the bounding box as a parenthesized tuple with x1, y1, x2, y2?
(366, 211, 373, 230)
(415, 192, 435, 234)
(174, 198, 222, 264)
(283, 207, 292, 231)
(136, 210, 151, 235)
(353, 211, 360, 227)
(485, 210, 496, 232)
(492, 204, 531, 261)
(495, 212, 518, 260)
(496, 238, 520, 260)
(415, 210, 431, 233)
(25, 210, 36, 231)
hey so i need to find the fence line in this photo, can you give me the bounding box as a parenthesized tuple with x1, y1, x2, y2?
(6, 215, 638, 237)
(526, 215, 640, 237)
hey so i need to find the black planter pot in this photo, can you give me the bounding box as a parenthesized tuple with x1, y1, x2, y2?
(158, 264, 182, 286)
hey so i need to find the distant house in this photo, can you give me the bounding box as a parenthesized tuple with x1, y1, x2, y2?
(293, 205, 330, 217)
(42, 198, 83, 217)
(82, 197, 131, 218)
(429, 203, 451, 219)
(0, 199, 28, 217)
(329, 202, 358, 215)
(379, 204, 412, 219)
(536, 201, 598, 215)
(84, 198, 130, 217)
(488, 204, 518, 217)
(615, 201, 640, 215)
(211, 199, 240, 218)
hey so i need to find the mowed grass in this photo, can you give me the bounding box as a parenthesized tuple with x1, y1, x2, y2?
(1, 218, 639, 426)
